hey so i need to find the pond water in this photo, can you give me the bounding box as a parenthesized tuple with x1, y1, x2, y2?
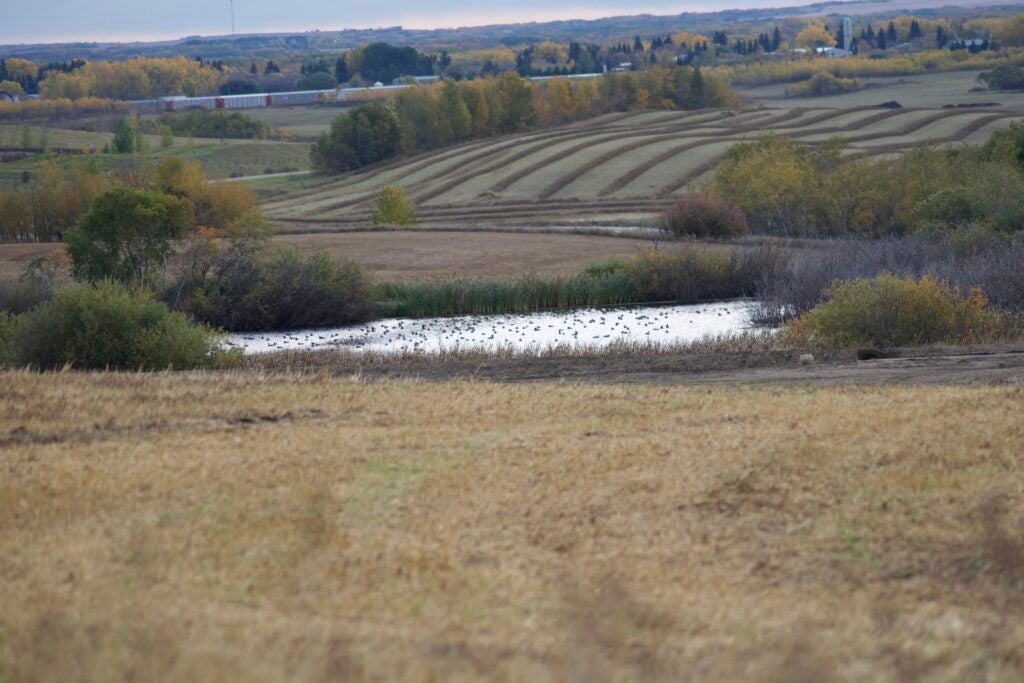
(227, 301, 761, 355)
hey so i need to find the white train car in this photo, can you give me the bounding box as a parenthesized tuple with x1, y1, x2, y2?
(219, 93, 271, 109)
(144, 73, 611, 114)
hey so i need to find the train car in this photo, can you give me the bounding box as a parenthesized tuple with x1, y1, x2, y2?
(269, 90, 323, 106)
(219, 94, 269, 109)
(146, 84, 414, 112)
(158, 96, 219, 112)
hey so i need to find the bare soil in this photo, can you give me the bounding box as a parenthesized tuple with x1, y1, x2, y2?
(267, 345, 1024, 387)
(0, 242, 63, 281)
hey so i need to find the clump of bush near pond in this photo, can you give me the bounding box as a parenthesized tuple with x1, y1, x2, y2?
(658, 196, 749, 240)
(167, 227, 374, 332)
(787, 275, 1002, 348)
(3, 281, 224, 370)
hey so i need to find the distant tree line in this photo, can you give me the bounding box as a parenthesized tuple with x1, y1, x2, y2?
(312, 67, 734, 174)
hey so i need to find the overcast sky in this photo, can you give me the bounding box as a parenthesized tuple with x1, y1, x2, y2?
(1, 1, 828, 44)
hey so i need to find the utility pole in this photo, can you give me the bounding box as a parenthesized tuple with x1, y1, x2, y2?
(230, 0, 235, 36)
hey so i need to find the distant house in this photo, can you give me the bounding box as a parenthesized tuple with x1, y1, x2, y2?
(815, 47, 850, 58)
(0, 91, 21, 103)
(611, 62, 633, 73)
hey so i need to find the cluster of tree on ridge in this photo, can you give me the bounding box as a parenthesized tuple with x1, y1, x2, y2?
(311, 67, 734, 174)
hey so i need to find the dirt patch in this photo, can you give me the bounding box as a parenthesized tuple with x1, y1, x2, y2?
(260, 345, 1024, 387)
(0, 242, 64, 281)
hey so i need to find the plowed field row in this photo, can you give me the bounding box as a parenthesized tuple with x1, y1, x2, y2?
(260, 107, 1022, 228)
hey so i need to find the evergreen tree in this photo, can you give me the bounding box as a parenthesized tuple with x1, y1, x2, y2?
(772, 27, 782, 51)
(335, 56, 349, 84)
(936, 26, 947, 47)
(689, 68, 706, 108)
(909, 20, 923, 40)
(249, 62, 258, 75)
(877, 28, 887, 50)
(112, 117, 136, 154)
(633, 35, 644, 52)
(887, 22, 898, 44)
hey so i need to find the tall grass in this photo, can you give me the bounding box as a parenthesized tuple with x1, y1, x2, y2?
(375, 269, 638, 318)
(374, 246, 786, 319)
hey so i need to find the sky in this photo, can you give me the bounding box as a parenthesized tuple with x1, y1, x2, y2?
(1, 0, 828, 44)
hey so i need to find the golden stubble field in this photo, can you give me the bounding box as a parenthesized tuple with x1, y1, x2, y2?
(1, 372, 1023, 682)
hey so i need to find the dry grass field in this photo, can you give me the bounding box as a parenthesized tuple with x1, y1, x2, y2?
(0, 231, 656, 284)
(1, 372, 1022, 682)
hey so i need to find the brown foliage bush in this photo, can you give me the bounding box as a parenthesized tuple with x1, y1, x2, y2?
(658, 196, 749, 240)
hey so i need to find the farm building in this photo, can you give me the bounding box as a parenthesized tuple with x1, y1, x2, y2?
(0, 91, 22, 103)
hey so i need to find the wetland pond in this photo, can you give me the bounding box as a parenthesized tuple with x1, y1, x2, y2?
(228, 300, 761, 355)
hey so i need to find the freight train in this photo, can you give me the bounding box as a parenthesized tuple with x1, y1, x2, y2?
(132, 84, 409, 112)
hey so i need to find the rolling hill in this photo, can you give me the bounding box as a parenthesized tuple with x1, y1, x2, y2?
(258, 103, 1024, 230)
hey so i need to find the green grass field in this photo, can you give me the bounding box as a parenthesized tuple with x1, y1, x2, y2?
(0, 135, 311, 186)
(242, 105, 346, 139)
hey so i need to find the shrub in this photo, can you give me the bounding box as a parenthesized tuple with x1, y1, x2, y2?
(753, 234, 1024, 325)
(788, 275, 997, 347)
(0, 313, 15, 367)
(169, 240, 374, 332)
(979, 64, 1024, 91)
(784, 72, 859, 98)
(659, 196, 749, 239)
(311, 103, 401, 174)
(627, 245, 785, 304)
(0, 256, 67, 315)
(154, 110, 271, 140)
(66, 188, 194, 286)
(372, 186, 416, 226)
(12, 281, 222, 370)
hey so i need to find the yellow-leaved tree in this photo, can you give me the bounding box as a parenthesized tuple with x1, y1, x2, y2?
(795, 26, 837, 49)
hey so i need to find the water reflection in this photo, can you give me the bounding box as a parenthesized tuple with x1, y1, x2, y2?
(227, 301, 759, 355)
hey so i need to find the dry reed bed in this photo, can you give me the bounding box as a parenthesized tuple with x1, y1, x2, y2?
(1, 372, 1022, 681)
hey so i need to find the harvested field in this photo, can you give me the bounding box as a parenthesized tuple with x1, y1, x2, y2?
(0, 242, 63, 281)
(270, 230, 654, 281)
(736, 69, 1024, 111)
(0, 231, 656, 284)
(258, 102, 1024, 229)
(2, 372, 1023, 681)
